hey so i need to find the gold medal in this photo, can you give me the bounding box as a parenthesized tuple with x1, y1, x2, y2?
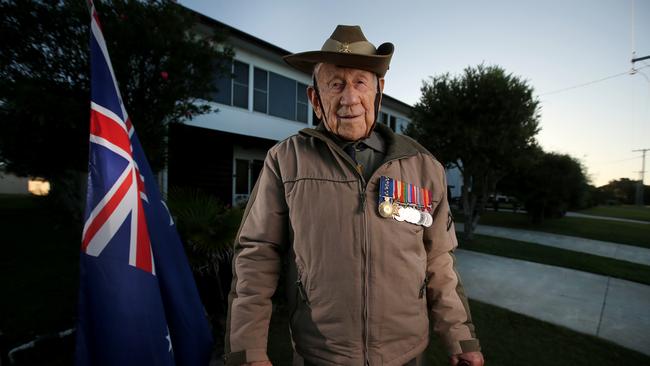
(378, 200, 394, 218)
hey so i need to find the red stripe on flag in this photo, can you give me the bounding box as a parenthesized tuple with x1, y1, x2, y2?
(91, 6, 102, 31)
(90, 109, 131, 154)
(135, 194, 153, 272)
(125, 117, 133, 133)
(82, 171, 133, 251)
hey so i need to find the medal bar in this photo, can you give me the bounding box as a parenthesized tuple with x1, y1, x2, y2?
(377, 176, 433, 227)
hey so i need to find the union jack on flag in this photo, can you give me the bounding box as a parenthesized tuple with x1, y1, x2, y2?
(82, 78, 154, 273)
(75, 2, 212, 365)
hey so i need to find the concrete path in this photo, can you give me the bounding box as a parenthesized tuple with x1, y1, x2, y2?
(455, 250, 650, 356)
(456, 223, 650, 267)
(566, 211, 650, 225)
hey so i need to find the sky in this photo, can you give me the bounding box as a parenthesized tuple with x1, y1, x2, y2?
(180, 0, 650, 187)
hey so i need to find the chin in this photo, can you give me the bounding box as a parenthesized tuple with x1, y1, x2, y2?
(338, 129, 365, 141)
(338, 122, 369, 141)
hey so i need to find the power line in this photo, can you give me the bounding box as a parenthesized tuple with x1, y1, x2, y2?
(599, 155, 644, 165)
(539, 65, 650, 97)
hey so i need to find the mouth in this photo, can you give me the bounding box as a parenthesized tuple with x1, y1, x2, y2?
(337, 114, 362, 121)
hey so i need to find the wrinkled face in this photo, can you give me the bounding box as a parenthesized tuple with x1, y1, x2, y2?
(307, 63, 384, 141)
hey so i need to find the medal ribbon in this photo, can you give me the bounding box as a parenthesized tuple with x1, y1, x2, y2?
(378, 176, 433, 211)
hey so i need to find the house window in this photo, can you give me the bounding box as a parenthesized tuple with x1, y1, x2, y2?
(378, 112, 388, 125)
(211, 60, 249, 109)
(254, 68, 309, 123)
(269, 72, 296, 120)
(296, 82, 308, 123)
(253, 67, 268, 113)
(233, 61, 249, 109)
(397, 117, 409, 133)
(212, 61, 231, 105)
(234, 158, 264, 204)
(389, 115, 397, 132)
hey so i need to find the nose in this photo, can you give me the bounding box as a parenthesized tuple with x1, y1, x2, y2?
(340, 84, 361, 106)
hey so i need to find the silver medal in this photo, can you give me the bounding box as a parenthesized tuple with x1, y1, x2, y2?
(403, 207, 420, 224)
(394, 206, 406, 221)
(421, 212, 433, 227)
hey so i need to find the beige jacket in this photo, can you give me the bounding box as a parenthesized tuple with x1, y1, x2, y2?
(225, 123, 480, 366)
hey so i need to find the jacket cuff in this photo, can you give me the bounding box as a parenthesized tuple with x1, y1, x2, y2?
(224, 349, 269, 366)
(447, 339, 481, 355)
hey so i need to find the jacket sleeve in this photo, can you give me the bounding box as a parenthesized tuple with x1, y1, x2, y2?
(224, 150, 288, 365)
(423, 160, 481, 356)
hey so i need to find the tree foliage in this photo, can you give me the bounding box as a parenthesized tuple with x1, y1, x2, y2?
(0, 0, 233, 212)
(406, 64, 540, 238)
(596, 178, 650, 205)
(499, 148, 592, 223)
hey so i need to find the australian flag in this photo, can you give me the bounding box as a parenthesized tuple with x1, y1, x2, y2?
(75, 2, 213, 365)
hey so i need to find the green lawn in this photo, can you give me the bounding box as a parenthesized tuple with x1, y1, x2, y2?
(578, 205, 650, 222)
(0, 194, 80, 351)
(456, 210, 650, 249)
(458, 234, 650, 285)
(267, 300, 649, 366)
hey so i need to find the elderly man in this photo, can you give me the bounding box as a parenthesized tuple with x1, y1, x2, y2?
(224, 25, 484, 366)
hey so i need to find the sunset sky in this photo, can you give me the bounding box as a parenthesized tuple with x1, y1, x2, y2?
(181, 0, 650, 187)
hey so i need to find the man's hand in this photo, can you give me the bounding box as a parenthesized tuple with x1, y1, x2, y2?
(242, 362, 272, 366)
(450, 351, 484, 366)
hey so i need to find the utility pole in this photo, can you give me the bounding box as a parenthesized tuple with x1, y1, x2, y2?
(633, 148, 649, 205)
(630, 0, 648, 206)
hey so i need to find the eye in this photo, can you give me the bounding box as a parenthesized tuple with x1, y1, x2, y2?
(330, 81, 344, 91)
(356, 80, 369, 90)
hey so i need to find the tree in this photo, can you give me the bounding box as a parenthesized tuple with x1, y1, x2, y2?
(499, 148, 591, 223)
(0, 0, 233, 215)
(406, 64, 540, 239)
(596, 178, 650, 205)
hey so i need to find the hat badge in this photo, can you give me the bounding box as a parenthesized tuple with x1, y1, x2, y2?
(338, 42, 352, 53)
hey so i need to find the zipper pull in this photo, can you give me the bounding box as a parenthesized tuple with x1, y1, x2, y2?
(296, 280, 310, 305)
(359, 184, 366, 212)
(419, 276, 430, 299)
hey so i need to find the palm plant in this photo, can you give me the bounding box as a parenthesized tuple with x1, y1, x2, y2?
(166, 186, 243, 350)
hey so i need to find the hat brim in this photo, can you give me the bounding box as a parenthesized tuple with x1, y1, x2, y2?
(283, 42, 394, 77)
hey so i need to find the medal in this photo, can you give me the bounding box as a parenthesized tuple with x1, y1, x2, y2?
(377, 176, 434, 226)
(394, 206, 406, 221)
(418, 211, 433, 227)
(403, 207, 421, 224)
(378, 199, 394, 218)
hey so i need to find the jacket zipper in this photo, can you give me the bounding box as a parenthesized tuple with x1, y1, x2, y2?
(360, 182, 370, 365)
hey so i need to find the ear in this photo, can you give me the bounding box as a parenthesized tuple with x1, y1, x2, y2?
(307, 86, 322, 120)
